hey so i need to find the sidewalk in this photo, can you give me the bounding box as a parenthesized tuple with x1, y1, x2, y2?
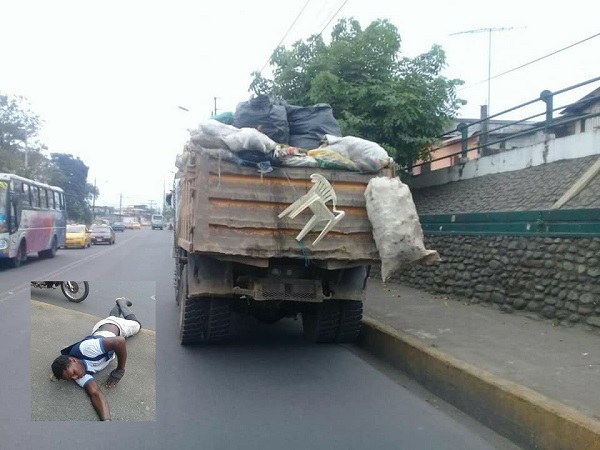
(360, 279, 600, 450)
(30, 301, 156, 422)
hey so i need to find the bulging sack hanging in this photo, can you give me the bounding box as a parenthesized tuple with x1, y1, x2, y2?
(364, 177, 440, 282)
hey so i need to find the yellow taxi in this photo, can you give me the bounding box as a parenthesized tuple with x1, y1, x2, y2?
(65, 224, 92, 248)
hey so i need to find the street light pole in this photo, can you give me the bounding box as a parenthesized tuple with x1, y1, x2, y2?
(92, 177, 97, 221)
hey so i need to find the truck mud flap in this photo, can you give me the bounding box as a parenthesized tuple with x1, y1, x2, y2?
(328, 266, 369, 301)
(188, 255, 233, 297)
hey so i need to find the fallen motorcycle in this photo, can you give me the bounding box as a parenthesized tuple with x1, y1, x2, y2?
(31, 281, 90, 303)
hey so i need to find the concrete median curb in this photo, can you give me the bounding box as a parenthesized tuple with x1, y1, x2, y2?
(358, 316, 600, 450)
(31, 300, 156, 336)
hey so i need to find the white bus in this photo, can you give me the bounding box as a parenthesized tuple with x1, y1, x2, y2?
(0, 173, 67, 268)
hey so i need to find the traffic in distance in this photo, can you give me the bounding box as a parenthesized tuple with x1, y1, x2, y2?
(0, 173, 171, 269)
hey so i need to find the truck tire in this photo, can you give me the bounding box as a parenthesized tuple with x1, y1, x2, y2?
(178, 269, 207, 345)
(178, 268, 235, 344)
(302, 300, 341, 343)
(204, 298, 234, 343)
(336, 300, 363, 343)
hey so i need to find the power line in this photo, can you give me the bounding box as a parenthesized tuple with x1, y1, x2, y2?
(458, 31, 600, 92)
(318, 0, 350, 36)
(260, 0, 313, 74)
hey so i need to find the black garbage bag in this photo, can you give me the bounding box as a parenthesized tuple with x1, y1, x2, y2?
(236, 150, 281, 168)
(286, 103, 342, 150)
(233, 95, 289, 144)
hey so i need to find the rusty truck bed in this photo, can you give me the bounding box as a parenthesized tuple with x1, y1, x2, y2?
(177, 152, 392, 268)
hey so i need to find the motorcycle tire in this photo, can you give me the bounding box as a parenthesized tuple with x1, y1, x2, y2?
(61, 281, 90, 303)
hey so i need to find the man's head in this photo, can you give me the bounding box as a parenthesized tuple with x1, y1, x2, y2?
(51, 355, 85, 380)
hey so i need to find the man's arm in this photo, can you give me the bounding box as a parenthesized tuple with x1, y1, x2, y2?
(84, 379, 111, 420)
(102, 336, 127, 388)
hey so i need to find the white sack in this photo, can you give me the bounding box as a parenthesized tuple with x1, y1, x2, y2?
(188, 119, 240, 149)
(364, 177, 440, 282)
(189, 131, 225, 148)
(324, 135, 392, 171)
(199, 119, 239, 137)
(222, 127, 278, 154)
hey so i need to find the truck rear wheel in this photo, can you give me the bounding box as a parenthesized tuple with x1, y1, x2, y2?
(336, 300, 363, 343)
(178, 267, 235, 344)
(302, 300, 341, 343)
(204, 298, 234, 343)
(302, 299, 363, 343)
(178, 269, 207, 345)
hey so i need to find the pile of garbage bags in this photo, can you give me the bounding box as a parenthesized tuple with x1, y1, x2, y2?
(179, 94, 394, 173)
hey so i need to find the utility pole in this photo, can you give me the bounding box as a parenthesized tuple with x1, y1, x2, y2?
(449, 27, 519, 115)
(24, 138, 29, 170)
(213, 97, 219, 116)
(162, 178, 166, 215)
(119, 193, 123, 218)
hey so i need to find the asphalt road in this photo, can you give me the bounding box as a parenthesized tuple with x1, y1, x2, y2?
(0, 227, 520, 449)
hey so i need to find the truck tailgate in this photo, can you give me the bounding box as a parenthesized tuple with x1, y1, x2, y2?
(178, 153, 391, 267)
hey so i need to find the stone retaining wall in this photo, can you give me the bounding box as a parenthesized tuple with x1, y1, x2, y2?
(387, 235, 600, 330)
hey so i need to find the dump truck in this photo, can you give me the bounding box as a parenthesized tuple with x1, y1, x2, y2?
(170, 150, 394, 344)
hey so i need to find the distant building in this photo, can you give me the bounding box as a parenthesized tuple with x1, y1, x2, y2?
(412, 118, 540, 175)
(556, 86, 600, 137)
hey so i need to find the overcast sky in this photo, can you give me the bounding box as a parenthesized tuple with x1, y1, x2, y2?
(2, 0, 599, 208)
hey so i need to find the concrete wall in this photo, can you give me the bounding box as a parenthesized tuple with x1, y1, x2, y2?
(392, 148, 600, 332)
(408, 131, 600, 190)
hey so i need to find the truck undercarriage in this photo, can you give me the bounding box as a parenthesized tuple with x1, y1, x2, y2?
(176, 251, 368, 344)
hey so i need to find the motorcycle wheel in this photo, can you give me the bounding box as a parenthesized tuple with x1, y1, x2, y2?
(61, 281, 90, 302)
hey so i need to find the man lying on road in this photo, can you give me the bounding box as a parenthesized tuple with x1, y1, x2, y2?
(51, 298, 141, 421)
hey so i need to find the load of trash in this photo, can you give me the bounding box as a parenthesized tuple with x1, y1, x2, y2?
(177, 94, 395, 173)
(176, 94, 438, 272)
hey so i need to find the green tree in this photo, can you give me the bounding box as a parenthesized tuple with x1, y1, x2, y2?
(0, 92, 52, 179)
(250, 18, 465, 166)
(49, 153, 93, 224)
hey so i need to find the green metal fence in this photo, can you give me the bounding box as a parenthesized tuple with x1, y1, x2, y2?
(420, 208, 600, 237)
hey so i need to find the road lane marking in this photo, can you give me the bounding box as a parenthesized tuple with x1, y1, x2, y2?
(0, 233, 144, 305)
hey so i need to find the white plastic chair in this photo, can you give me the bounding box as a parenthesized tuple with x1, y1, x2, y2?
(278, 173, 345, 245)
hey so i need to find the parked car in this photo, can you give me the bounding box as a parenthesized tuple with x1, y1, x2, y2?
(65, 224, 92, 249)
(111, 221, 125, 232)
(132, 222, 141, 230)
(91, 225, 116, 245)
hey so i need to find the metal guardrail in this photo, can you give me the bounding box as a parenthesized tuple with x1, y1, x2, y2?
(409, 75, 600, 171)
(420, 208, 600, 237)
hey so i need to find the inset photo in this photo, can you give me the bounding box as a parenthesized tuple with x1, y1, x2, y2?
(30, 281, 156, 421)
